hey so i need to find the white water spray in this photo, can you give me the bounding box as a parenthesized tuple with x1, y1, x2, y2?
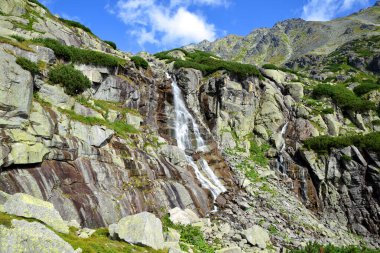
(170, 74, 226, 199)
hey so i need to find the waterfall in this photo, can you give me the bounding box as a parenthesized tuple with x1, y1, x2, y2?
(170, 75, 226, 199)
(277, 122, 288, 175)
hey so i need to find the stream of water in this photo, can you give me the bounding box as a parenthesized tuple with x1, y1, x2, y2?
(170, 75, 226, 199)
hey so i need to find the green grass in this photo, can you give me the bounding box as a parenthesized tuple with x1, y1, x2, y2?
(262, 63, 303, 76)
(104, 40, 117, 50)
(0, 36, 34, 52)
(48, 65, 91, 96)
(59, 109, 138, 138)
(155, 49, 262, 79)
(16, 57, 39, 75)
(312, 84, 376, 112)
(289, 242, 379, 253)
(131, 56, 149, 69)
(31, 38, 124, 67)
(303, 132, 380, 153)
(58, 17, 93, 35)
(162, 214, 214, 253)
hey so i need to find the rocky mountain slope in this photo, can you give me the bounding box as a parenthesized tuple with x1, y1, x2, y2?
(0, 0, 379, 252)
(186, 1, 380, 66)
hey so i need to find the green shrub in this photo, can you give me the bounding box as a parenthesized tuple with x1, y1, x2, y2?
(32, 38, 123, 67)
(290, 242, 379, 253)
(10, 35, 26, 42)
(312, 84, 376, 112)
(27, 0, 48, 10)
(32, 38, 73, 61)
(262, 64, 278, 70)
(16, 57, 39, 75)
(304, 132, 380, 153)
(162, 214, 214, 253)
(104, 40, 117, 50)
(48, 65, 91, 95)
(353, 82, 380, 96)
(130, 56, 149, 69)
(58, 18, 93, 34)
(156, 49, 262, 79)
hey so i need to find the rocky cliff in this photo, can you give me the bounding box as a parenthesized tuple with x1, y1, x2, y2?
(0, 0, 380, 252)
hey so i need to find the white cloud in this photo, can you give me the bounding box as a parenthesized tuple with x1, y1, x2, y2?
(301, 0, 369, 21)
(110, 0, 223, 48)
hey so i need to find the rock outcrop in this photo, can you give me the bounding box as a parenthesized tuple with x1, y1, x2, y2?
(109, 212, 165, 250)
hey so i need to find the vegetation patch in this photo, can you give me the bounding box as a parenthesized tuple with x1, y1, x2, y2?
(58, 17, 93, 35)
(262, 63, 303, 77)
(290, 242, 379, 253)
(16, 57, 39, 75)
(104, 40, 117, 50)
(353, 82, 380, 96)
(155, 49, 262, 79)
(59, 108, 138, 138)
(48, 64, 91, 95)
(131, 56, 149, 69)
(162, 214, 214, 253)
(312, 83, 376, 112)
(303, 132, 380, 153)
(0, 36, 34, 52)
(32, 38, 124, 67)
(10, 35, 26, 42)
(27, 0, 48, 11)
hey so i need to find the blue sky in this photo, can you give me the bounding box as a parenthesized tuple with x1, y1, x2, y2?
(43, 0, 376, 54)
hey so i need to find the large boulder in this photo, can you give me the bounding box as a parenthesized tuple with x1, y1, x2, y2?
(169, 207, 200, 225)
(10, 142, 49, 165)
(109, 212, 165, 250)
(2, 192, 69, 234)
(0, 51, 33, 127)
(0, 220, 76, 253)
(243, 225, 271, 249)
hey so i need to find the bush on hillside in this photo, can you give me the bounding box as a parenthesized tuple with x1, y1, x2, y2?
(312, 83, 376, 112)
(58, 18, 93, 34)
(16, 57, 39, 75)
(353, 82, 380, 96)
(303, 132, 380, 153)
(130, 56, 149, 69)
(27, 0, 48, 10)
(32, 38, 123, 67)
(103, 40, 117, 50)
(48, 65, 91, 95)
(10, 35, 26, 42)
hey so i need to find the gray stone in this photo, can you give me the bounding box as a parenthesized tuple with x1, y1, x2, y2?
(3, 192, 69, 234)
(243, 225, 270, 249)
(74, 102, 104, 120)
(38, 83, 75, 109)
(10, 142, 49, 165)
(125, 113, 143, 129)
(169, 207, 200, 225)
(0, 50, 33, 126)
(74, 64, 109, 83)
(286, 82, 304, 102)
(70, 121, 114, 147)
(109, 212, 165, 250)
(0, 220, 76, 253)
(216, 246, 242, 253)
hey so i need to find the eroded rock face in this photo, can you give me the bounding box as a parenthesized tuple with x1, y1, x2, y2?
(109, 212, 165, 250)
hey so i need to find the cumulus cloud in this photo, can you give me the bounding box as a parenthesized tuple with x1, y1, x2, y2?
(301, 0, 369, 21)
(109, 0, 225, 48)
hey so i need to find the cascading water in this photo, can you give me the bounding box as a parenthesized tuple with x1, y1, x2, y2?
(277, 122, 288, 175)
(170, 74, 226, 199)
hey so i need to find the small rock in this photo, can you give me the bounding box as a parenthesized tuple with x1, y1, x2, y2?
(243, 225, 271, 249)
(216, 246, 242, 253)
